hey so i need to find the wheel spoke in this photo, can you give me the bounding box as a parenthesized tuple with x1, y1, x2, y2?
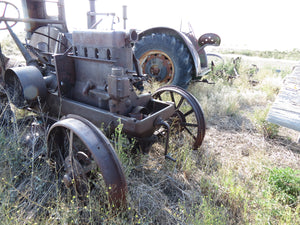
(176, 96, 184, 109)
(2, 3, 8, 18)
(182, 122, 198, 127)
(156, 93, 162, 101)
(170, 91, 175, 105)
(58, 147, 65, 171)
(183, 125, 197, 140)
(183, 109, 194, 117)
(68, 130, 73, 157)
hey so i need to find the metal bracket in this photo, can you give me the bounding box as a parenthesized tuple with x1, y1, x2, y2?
(154, 117, 176, 162)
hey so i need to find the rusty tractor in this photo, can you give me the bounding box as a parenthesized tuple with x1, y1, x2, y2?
(134, 26, 221, 89)
(85, 0, 222, 89)
(0, 0, 206, 208)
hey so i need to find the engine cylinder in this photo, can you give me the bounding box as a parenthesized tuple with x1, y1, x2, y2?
(108, 67, 131, 100)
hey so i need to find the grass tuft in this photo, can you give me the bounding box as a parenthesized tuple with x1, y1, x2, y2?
(268, 167, 300, 206)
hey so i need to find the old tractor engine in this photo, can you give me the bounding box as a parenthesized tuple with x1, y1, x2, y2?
(0, 0, 206, 208)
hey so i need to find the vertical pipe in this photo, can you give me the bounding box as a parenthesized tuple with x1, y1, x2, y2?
(88, 0, 96, 29)
(58, 0, 68, 32)
(122, 5, 127, 30)
(21, 0, 31, 39)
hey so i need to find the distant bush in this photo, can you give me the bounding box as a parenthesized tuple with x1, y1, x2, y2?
(217, 49, 300, 61)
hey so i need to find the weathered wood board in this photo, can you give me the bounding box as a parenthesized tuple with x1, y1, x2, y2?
(267, 64, 300, 132)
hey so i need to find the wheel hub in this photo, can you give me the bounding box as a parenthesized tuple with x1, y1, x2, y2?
(150, 65, 160, 76)
(140, 50, 174, 83)
(63, 155, 87, 192)
(169, 110, 185, 132)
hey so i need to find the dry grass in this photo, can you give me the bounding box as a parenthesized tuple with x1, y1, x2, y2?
(0, 55, 299, 224)
(187, 57, 300, 224)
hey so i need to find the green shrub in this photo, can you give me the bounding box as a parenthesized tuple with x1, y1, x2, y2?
(111, 121, 136, 176)
(252, 107, 279, 138)
(177, 196, 228, 225)
(268, 167, 300, 205)
(207, 57, 241, 83)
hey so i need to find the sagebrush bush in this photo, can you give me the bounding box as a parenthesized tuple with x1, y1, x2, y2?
(252, 106, 279, 138)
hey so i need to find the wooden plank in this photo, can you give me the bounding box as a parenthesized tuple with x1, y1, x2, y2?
(267, 63, 300, 132)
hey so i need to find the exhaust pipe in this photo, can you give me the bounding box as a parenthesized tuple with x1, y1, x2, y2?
(123, 5, 127, 30)
(88, 0, 96, 29)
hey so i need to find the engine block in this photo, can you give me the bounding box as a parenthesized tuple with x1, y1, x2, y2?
(56, 30, 148, 115)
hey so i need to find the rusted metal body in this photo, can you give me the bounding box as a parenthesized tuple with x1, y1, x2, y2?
(0, 0, 207, 208)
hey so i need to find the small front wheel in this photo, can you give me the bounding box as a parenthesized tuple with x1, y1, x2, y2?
(153, 85, 206, 150)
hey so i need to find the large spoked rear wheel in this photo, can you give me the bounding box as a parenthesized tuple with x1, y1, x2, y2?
(153, 85, 206, 150)
(47, 115, 127, 208)
(134, 33, 194, 89)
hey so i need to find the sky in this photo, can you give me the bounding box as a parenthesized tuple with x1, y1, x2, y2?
(2, 0, 300, 51)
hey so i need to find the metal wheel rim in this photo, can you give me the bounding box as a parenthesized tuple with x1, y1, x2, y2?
(153, 85, 206, 149)
(140, 50, 175, 83)
(47, 115, 127, 208)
